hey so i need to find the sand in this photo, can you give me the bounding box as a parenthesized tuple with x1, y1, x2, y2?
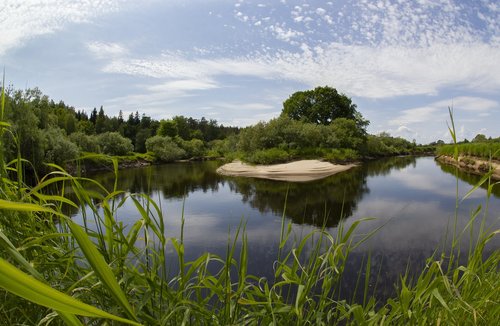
(216, 160, 356, 182)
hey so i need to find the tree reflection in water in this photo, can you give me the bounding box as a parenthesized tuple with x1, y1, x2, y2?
(225, 156, 417, 227)
(74, 157, 420, 228)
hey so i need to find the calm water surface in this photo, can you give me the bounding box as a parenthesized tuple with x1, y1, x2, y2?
(78, 156, 500, 302)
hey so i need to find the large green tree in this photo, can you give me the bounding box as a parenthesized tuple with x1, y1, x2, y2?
(281, 86, 368, 129)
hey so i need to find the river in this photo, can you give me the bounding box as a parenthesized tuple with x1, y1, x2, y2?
(76, 156, 500, 303)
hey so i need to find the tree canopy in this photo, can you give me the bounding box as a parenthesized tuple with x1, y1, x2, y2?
(281, 86, 368, 130)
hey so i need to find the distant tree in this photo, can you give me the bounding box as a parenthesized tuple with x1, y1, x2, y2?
(95, 106, 106, 133)
(325, 118, 366, 149)
(134, 128, 152, 153)
(69, 132, 99, 152)
(89, 108, 98, 125)
(173, 116, 190, 139)
(97, 132, 133, 155)
(118, 110, 124, 124)
(472, 134, 487, 143)
(77, 120, 95, 135)
(157, 119, 178, 138)
(282, 86, 368, 130)
(43, 128, 79, 165)
(146, 135, 186, 162)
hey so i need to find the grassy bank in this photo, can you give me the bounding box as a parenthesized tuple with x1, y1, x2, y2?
(437, 143, 500, 160)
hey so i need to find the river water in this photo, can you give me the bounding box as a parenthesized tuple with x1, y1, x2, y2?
(78, 156, 500, 302)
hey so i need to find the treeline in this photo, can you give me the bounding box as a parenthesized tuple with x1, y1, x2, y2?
(206, 86, 432, 164)
(208, 117, 430, 164)
(1, 85, 435, 171)
(0, 87, 239, 171)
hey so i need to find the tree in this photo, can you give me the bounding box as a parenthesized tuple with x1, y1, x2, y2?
(97, 132, 133, 155)
(325, 118, 366, 149)
(282, 86, 368, 129)
(145, 136, 186, 162)
(157, 119, 178, 137)
(95, 106, 106, 133)
(43, 128, 79, 165)
(472, 134, 487, 143)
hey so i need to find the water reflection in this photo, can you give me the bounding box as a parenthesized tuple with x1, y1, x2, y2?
(437, 161, 500, 198)
(70, 156, 500, 303)
(84, 157, 419, 228)
(87, 161, 223, 198)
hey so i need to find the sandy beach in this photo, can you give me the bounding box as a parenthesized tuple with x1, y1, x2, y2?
(216, 159, 356, 182)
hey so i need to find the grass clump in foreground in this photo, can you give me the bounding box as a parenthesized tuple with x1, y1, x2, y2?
(0, 91, 499, 324)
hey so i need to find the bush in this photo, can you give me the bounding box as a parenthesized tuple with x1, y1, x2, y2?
(97, 132, 133, 156)
(324, 148, 359, 162)
(43, 128, 80, 165)
(245, 148, 290, 164)
(69, 132, 100, 152)
(145, 135, 186, 162)
(177, 138, 205, 158)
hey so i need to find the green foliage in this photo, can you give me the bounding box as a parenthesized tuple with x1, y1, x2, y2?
(324, 148, 360, 162)
(364, 133, 416, 157)
(246, 148, 290, 164)
(69, 132, 100, 153)
(437, 143, 500, 160)
(157, 119, 178, 137)
(145, 135, 186, 162)
(97, 132, 134, 156)
(43, 128, 79, 166)
(472, 133, 487, 143)
(176, 137, 205, 158)
(325, 118, 366, 149)
(236, 116, 367, 163)
(281, 86, 369, 130)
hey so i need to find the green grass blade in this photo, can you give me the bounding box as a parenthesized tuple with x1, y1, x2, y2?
(64, 218, 139, 322)
(0, 199, 65, 217)
(0, 229, 44, 280)
(0, 258, 141, 325)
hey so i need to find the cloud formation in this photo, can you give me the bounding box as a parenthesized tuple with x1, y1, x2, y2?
(99, 41, 500, 99)
(0, 0, 127, 55)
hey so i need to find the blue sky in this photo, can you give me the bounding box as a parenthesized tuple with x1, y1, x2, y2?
(1, 0, 499, 143)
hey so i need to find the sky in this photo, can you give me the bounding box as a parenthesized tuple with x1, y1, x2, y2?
(1, 0, 499, 144)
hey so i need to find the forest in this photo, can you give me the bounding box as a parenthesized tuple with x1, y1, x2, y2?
(1, 85, 435, 174)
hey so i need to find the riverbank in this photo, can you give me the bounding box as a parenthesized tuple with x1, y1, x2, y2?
(436, 155, 500, 180)
(216, 159, 356, 182)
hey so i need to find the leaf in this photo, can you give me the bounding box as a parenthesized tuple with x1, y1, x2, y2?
(0, 258, 141, 325)
(0, 199, 65, 217)
(65, 218, 139, 322)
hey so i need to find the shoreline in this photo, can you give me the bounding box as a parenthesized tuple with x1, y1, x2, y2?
(216, 159, 356, 182)
(435, 155, 500, 181)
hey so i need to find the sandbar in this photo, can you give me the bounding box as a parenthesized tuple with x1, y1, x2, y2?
(216, 160, 356, 182)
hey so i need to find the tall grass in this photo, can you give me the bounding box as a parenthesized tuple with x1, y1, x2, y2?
(0, 85, 498, 324)
(437, 143, 500, 160)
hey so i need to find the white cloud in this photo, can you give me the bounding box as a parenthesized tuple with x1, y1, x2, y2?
(98, 40, 500, 100)
(0, 0, 128, 56)
(149, 79, 219, 92)
(389, 97, 499, 127)
(87, 41, 128, 58)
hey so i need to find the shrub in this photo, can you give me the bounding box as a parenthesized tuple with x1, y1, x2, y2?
(177, 138, 205, 158)
(324, 148, 359, 162)
(145, 135, 186, 162)
(69, 132, 100, 152)
(43, 128, 80, 165)
(245, 148, 290, 164)
(97, 132, 133, 156)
